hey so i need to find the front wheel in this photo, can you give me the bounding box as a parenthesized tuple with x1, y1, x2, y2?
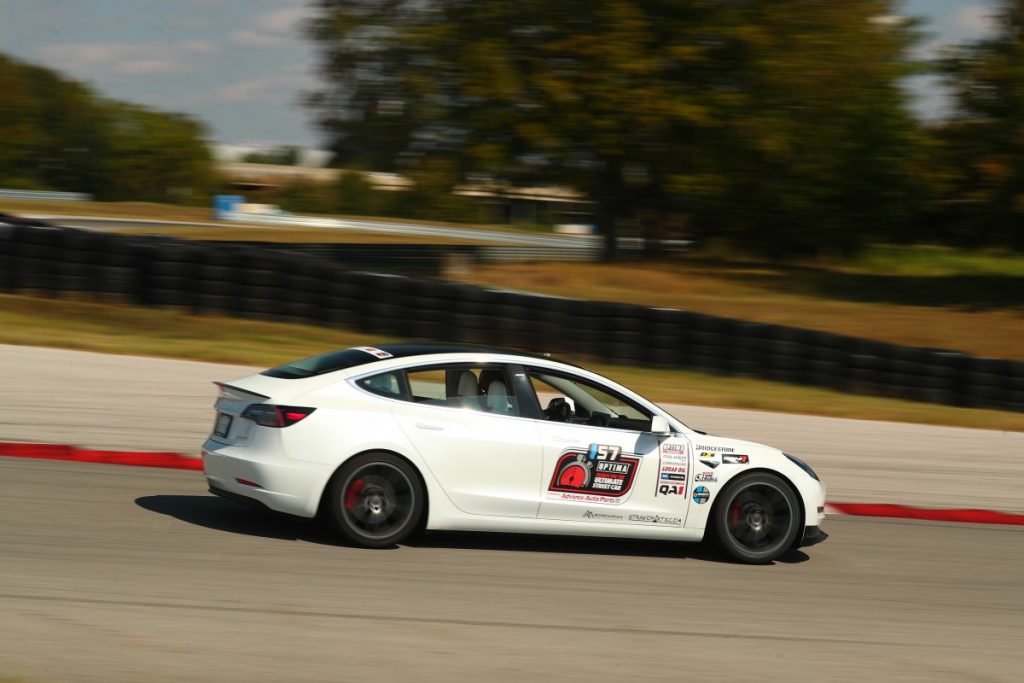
(325, 452, 424, 548)
(712, 472, 801, 564)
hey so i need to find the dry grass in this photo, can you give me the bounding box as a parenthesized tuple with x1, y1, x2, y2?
(0, 198, 215, 222)
(0, 293, 1019, 431)
(457, 260, 1024, 361)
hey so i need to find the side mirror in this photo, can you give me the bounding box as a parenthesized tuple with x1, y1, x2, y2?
(649, 415, 671, 435)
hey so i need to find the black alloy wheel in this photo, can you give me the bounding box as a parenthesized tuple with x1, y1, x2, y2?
(712, 472, 801, 564)
(326, 452, 424, 548)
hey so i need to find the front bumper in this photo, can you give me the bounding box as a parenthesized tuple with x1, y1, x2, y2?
(799, 525, 829, 547)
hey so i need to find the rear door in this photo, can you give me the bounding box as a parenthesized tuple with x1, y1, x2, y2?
(390, 363, 543, 518)
(527, 368, 692, 530)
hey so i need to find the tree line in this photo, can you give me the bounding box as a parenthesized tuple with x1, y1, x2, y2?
(0, 53, 213, 203)
(2, 1, 1021, 256)
(305, 0, 1024, 254)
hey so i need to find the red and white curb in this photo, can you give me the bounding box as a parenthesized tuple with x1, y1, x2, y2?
(824, 503, 1024, 526)
(0, 442, 202, 470)
(1, 442, 1022, 526)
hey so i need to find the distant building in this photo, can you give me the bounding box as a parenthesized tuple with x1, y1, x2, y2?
(212, 143, 593, 225)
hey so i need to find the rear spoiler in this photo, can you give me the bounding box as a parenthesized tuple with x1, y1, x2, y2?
(214, 382, 270, 400)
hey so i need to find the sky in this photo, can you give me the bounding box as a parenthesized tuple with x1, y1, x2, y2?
(0, 0, 1004, 150)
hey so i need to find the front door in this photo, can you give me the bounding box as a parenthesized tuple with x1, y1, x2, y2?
(526, 368, 692, 530)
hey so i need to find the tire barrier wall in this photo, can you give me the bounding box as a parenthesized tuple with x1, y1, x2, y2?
(1, 216, 1021, 413)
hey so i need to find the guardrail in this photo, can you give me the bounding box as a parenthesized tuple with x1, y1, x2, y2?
(0, 189, 92, 202)
(1, 214, 1020, 412)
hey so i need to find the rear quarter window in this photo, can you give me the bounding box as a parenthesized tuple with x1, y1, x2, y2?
(356, 371, 405, 399)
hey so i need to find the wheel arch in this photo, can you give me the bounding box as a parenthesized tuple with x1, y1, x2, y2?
(317, 448, 430, 529)
(708, 467, 805, 547)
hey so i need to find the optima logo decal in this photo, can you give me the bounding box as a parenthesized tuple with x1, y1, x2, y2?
(548, 445, 639, 499)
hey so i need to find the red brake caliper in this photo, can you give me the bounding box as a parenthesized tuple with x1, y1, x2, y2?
(344, 479, 364, 509)
(729, 501, 742, 527)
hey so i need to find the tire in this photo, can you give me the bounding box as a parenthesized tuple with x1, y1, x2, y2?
(324, 452, 425, 548)
(712, 471, 802, 564)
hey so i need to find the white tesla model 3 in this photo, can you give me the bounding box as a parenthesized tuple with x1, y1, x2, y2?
(202, 344, 827, 563)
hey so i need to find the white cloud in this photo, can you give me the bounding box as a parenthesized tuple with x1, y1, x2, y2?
(227, 29, 288, 48)
(214, 65, 313, 103)
(227, 5, 308, 49)
(256, 7, 307, 33)
(216, 76, 280, 102)
(952, 5, 997, 39)
(37, 40, 219, 77)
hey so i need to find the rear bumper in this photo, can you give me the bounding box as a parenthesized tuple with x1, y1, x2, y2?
(208, 484, 312, 523)
(202, 439, 330, 518)
(799, 525, 829, 548)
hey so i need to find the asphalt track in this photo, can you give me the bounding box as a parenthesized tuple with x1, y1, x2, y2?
(1, 344, 1023, 682)
(1, 456, 1022, 683)
(2, 344, 1021, 511)
(26, 214, 602, 249)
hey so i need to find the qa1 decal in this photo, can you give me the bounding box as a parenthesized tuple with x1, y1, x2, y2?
(656, 441, 688, 497)
(548, 443, 640, 504)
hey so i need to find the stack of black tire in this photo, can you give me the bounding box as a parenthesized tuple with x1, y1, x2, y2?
(1, 214, 1021, 413)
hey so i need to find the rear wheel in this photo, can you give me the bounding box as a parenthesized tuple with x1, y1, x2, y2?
(325, 452, 424, 548)
(712, 472, 801, 564)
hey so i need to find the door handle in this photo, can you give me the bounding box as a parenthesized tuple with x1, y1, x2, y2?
(415, 422, 444, 431)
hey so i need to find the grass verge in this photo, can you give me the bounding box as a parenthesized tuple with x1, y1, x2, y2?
(1, 293, 1019, 432)
(457, 254, 1024, 361)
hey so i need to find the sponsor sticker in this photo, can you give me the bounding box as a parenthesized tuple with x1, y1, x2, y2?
(694, 471, 717, 483)
(628, 514, 682, 526)
(656, 442, 688, 497)
(548, 444, 640, 503)
(696, 445, 734, 453)
(582, 510, 624, 521)
(657, 484, 687, 496)
(722, 454, 749, 465)
(354, 346, 393, 359)
(693, 486, 710, 504)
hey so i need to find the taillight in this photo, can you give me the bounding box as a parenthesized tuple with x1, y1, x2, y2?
(241, 404, 316, 428)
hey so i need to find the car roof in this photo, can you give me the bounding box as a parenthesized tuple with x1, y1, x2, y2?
(260, 342, 568, 379)
(377, 342, 556, 361)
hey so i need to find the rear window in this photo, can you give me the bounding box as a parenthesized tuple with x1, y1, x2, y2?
(261, 347, 393, 379)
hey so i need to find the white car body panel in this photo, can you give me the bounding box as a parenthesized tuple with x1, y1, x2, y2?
(201, 346, 827, 547)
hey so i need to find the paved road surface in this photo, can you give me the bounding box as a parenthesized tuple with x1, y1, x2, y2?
(1, 457, 1021, 683)
(2, 344, 1021, 511)
(27, 214, 603, 250)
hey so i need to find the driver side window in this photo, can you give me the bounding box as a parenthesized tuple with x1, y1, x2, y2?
(528, 370, 652, 432)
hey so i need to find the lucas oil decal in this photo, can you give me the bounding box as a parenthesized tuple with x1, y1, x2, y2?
(657, 441, 688, 497)
(548, 443, 639, 503)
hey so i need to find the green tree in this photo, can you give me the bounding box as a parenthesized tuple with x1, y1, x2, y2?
(306, 0, 921, 257)
(0, 52, 215, 203)
(934, 0, 1024, 249)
